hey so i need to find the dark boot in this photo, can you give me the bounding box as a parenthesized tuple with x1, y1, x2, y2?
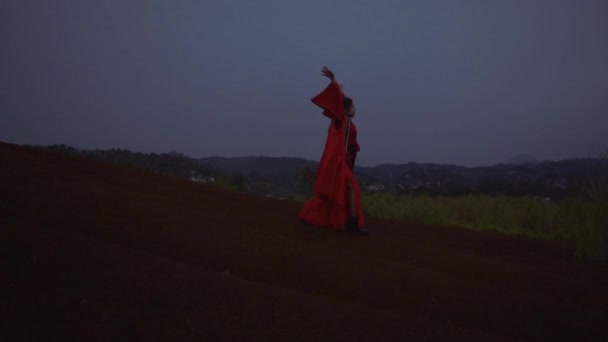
(346, 216, 369, 235)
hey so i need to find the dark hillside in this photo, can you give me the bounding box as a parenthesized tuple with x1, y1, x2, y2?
(2, 142, 607, 340)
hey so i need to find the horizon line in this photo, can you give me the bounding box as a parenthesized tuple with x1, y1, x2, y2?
(16, 142, 597, 169)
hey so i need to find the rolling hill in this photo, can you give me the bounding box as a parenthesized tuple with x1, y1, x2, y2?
(2, 141, 607, 340)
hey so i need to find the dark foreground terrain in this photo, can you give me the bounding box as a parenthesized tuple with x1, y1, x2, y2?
(1, 142, 607, 341)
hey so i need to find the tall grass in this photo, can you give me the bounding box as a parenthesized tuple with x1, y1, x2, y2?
(362, 193, 607, 260)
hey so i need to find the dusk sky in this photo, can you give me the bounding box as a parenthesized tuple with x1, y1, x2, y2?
(2, 0, 607, 166)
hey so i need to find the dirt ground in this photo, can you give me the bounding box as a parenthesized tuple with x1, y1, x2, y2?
(2, 142, 607, 341)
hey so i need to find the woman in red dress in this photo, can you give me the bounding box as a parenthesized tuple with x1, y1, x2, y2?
(299, 66, 368, 235)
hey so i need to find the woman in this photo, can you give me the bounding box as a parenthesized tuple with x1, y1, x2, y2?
(299, 66, 368, 235)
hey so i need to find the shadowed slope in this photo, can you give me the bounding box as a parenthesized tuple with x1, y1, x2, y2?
(2, 142, 607, 340)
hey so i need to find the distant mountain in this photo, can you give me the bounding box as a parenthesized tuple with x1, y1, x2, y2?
(199, 156, 607, 198)
(34, 144, 233, 185)
(197, 156, 318, 196)
(32, 144, 608, 199)
(502, 154, 539, 165)
(198, 156, 317, 176)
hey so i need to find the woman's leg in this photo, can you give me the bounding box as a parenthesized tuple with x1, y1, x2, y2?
(349, 186, 356, 217)
(345, 181, 366, 233)
(346, 154, 357, 218)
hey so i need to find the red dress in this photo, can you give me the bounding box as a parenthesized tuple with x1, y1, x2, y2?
(299, 82, 365, 230)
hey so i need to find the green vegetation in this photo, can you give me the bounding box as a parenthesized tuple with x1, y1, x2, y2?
(361, 150, 608, 261)
(296, 166, 315, 199)
(213, 175, 239, 191)
(362, 193, 607, 261)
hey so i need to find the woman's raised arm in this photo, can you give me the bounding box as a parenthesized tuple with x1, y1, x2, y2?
(313, 66, 346, 120)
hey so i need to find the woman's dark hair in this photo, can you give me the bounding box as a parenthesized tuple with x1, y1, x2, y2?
(344, 96, 353, 110)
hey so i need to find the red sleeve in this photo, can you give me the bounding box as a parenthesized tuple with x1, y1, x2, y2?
(311, 82, 345, 120)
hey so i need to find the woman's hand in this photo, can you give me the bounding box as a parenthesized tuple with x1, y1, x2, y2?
(321, 66, 336, 82)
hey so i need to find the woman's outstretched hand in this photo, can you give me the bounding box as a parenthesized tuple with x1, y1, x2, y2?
(321, 66, 336, 82)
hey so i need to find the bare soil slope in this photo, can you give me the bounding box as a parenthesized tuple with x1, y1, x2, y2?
(2, 142, 607, 341)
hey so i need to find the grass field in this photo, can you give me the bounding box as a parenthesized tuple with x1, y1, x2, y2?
(362, 193, 607, 261)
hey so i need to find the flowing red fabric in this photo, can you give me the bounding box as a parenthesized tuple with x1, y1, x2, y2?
(299, 82, 365, 230)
